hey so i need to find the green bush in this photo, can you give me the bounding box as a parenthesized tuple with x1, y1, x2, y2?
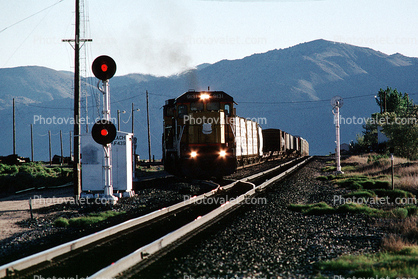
(68, 211, 125, 228)
(374, 189, 414, 200)
(388, 208, 409, 219)
(336, 203, 382, 216)
(0, 163, 73, 193)
(54, 217, 70, 227)
(405, 206, 418, 216)
(343, 190, 376, 199)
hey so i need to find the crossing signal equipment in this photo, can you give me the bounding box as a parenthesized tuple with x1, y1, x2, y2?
(92, 55, 116, 81)
(92, 120, 117, 145)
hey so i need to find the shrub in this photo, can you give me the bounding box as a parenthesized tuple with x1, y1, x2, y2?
(68, 211, 125, 228)
(343, 190, 376, 199)
(374, 189, 414, 201)
(336, 203, 381, 216)
(54, 217, 69, 227)
(405, 206, 418, 217)
(381, 234, 408, 253)
(388, 208, 409, 219)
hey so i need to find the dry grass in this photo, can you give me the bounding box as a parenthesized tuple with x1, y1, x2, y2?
(398, 174, 418, 193)
(381, 234, 410, 253)
(389, 216, 418, 240)
(343, 155, 369, 165)
(342, 154, 418, 192)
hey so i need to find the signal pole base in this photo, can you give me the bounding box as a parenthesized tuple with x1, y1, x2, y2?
(102, 194, 118, 205)
(335, 170, 344, 175)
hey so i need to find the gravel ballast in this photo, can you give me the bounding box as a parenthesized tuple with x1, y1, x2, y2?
(0, 160, 287, 266)
(134, 157, 386, 278)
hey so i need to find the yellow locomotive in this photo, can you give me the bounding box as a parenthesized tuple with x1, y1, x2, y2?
(162, 90, 308, 178)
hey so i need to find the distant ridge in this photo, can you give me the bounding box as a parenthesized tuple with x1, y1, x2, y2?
(1, 39, 418, 159)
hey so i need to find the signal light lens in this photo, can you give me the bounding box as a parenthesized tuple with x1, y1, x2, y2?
(91, 120, 117, 145)
(219, 150, 227, 157)
(191, 151, 198, 158)
(92, 55, 116, 81)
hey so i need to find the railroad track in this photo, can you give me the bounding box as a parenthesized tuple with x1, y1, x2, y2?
(0, 156, 312, 279)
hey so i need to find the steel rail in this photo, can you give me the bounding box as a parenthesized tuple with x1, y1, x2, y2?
(91, 156, 312, 279)
(0, 157, 304, 278)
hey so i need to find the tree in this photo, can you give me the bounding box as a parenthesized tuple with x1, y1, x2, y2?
(375, 87, 413, 114)
(380, 108, 418, 159)
(353, 87, 418, 159)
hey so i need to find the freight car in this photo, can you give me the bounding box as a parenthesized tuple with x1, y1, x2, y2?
(162, 90, 308, 178)
(262, 129, 309, 158)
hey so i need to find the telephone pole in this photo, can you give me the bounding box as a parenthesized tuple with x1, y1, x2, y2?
(62, 0, 91, 199)
(146, 91, 152, 165)
(49, 130, 52, 165)
(30, 124, 34, 162)
(13, 98, 16, 155)
(60, 130, 63, 166)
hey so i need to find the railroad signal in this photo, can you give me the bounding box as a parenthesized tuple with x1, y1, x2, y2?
(91, 120, 117, 145)
(92, 55, 116, 81)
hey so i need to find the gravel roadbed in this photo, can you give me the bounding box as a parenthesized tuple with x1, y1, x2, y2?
(134, 157, 386, 278)
(0, 160, 286, 266)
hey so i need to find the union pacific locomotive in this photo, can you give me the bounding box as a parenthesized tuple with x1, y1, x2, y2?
(162, 90, 308, 178)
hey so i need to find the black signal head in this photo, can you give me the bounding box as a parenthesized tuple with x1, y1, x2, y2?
(91, 120, 117, 145)
(92, 55, 116, 81)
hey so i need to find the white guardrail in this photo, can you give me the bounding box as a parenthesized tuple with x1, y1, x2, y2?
(0, 156, 311, 278)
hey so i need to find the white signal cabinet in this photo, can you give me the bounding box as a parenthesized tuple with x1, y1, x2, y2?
(81, 132, 133, 195)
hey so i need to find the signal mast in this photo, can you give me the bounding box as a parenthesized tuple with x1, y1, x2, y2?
(91, 55, 118, 204)
(331, 96, 344, 175)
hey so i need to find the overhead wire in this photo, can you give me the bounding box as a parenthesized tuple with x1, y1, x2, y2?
(2, 6, 55, 67)
(0, 0, 65, 34)
(237, 93, 377, 105)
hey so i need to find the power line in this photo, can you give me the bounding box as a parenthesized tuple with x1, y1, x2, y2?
(237, 93, 376, 105)
(0, 0, 65, 34)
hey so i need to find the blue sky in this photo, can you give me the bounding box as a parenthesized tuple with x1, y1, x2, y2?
(1, 0, 417, 76)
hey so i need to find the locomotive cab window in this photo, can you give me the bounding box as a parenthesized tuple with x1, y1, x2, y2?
(191, 102, 203, 112)
(206, 101, 220, 111)
(164, 106, 174, 117)
(224, 103, 232, 116)
(178, 105, 188, 117)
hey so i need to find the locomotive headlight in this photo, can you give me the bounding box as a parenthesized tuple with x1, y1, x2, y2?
(190, 151, 198, 158)
(219, 150, 227, 157)
(200, 93, 210, 101)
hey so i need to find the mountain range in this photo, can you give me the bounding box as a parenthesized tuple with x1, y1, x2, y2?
(1, 39, 418, 161)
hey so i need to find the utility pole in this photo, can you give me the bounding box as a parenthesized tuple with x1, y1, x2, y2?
(146, 91, 152, 166)
(49, 130, 52, 165)
(117, 110, 121, 131)
(132, 102, 139, 178)
(117, 110, 125, 131)
(69, 131, 72, 162)
(60, 130, 63, 166)
(132, 103, 135, 134)
(30, 124, 34, 162)
(73, 0, 81, 198)
(62, 0, 91, 199)
(13, 98, 16, 155)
